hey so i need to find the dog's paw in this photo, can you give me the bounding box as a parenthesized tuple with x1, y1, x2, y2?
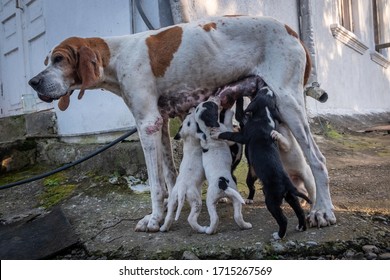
(245, 199, 254, 204)
(240, 222, 253, 230)
(135, 214, 161, 232)
(295, 224, 306, 232)
(270, 130, 281, 141)
(272, 232, 283, 240)
(218, 197, 229, 203)
(307, 208, 337, 228)
(205, 226, 217, 235)
(210, 128, 221, 139)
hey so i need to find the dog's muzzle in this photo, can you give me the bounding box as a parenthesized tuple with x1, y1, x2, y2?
(28, 75, 55, 103)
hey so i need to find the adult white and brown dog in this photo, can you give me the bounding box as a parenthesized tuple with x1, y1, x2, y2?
(28, 15, 336, 231)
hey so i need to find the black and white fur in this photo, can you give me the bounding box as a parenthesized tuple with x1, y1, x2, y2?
(234, 97, 316, 205)
(194, 97, 252, 234)
(213, 87, 311, 239)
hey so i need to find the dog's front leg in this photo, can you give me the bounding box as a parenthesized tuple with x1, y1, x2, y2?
(217, 131, 247, 144)
(133, 111, 166, 232)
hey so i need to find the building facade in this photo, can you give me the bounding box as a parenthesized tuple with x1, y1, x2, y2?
(0, 0, 389, 141)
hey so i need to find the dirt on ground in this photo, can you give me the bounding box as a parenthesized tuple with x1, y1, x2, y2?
(0, 116, 389, 260)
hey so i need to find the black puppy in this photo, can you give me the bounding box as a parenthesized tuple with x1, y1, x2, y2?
(213, 87, 311, 239)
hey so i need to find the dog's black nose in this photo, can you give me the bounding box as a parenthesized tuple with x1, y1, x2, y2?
(28, 76, 41, 89)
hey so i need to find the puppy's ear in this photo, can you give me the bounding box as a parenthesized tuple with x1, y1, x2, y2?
(77, 46, 102, 100)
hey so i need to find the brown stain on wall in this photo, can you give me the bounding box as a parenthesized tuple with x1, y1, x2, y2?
(146, 26, 183, 77)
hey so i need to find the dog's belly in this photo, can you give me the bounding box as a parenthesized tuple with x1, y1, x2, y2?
(158, 88, 214, 119)
(158, 76, 263, 119)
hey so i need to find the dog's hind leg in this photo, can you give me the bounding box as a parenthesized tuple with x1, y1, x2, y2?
(160, 185, 179, 232)
(285, 192, 307, 232)
(187, 188, 207, 233)
(161, 117, 177, 195)
(246, 166, 257, 204)
(204, 188, 220, 235)
(265, 197, 288, 240)
(277, 95, 336, 228)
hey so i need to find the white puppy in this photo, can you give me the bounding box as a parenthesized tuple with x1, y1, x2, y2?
(194, 98, 252, 234)
(160, 108, 206, 232)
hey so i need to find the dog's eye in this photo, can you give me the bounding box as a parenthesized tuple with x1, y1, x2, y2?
(53, 55, 64, 64)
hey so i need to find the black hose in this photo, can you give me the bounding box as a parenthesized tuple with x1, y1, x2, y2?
(0, 127, 137, 191)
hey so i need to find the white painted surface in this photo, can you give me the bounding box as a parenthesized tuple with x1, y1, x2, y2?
(306, 0, 390, 115)
(1, 0, 389, 140)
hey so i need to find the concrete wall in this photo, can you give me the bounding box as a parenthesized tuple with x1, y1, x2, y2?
(306, 0, 390, 116)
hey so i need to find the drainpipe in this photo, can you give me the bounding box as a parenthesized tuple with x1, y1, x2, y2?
(298, 0, 328, 102)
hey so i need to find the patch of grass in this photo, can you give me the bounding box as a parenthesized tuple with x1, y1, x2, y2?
(0, 165, 48, 186)
(39, 172, 77, 209)
(323, 123, 343, 140)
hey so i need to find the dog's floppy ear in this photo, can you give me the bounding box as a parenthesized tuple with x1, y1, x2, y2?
(200, 102, 220, 128)
(77, 46, 101, 100)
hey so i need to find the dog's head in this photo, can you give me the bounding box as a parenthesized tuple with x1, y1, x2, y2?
(28, 37, 110, 111)
(194, 98, 221, 134)
(174, 108, 198, 141)
(245, 86, 281, 128)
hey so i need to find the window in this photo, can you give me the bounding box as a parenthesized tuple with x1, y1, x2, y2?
(331, 0, 368, 55)
(339, 0, 354, 32)
(373, 0, 389, 57)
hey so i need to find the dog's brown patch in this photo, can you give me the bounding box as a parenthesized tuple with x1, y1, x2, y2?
(146, 26, 183, 77)
(52, 37, 110, 68)
(202, 22, 217, 32)
(284, 25, 311, 85)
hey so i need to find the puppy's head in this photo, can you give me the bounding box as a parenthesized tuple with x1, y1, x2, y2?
(28, 37, 110, 111)
(174, 108, 198, 141)
(245, 86, 279, 128)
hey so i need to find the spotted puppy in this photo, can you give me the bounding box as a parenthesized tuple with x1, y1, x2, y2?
(195, 98, 252, 235)
(212, 88, 311, 239)
(160, 108, 205, 232)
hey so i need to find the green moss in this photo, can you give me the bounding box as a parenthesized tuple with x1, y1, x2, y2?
(0, 165, 47, 186)
(39, 183, 77, 209)
(323, 124, 343, 139)
(39, 172, 77, 209)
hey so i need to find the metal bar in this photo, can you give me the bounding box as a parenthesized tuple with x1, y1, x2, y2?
(376, 43, 390, 52)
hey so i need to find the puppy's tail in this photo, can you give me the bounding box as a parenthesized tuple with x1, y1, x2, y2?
(291, 188, 312, 204)
(219, 177, 245, 204)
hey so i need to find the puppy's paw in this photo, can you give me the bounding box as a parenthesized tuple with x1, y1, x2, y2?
(241, 222, 253, 230)
(205, 226, 217, 235)
(245, 199, 254, 204)
(210, 128, 221, 139)
(270, 130, 281, 141)
(272, 232, 282, 240)
(218, 197, 229, 203)
(295, 224, 307, 232)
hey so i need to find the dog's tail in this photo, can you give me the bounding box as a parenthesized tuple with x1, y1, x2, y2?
(219, 177, 245, 204)
(291, 188, 312, 204)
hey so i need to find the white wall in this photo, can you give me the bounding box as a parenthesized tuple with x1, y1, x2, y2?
(179, 0, 299, 31)
(38, 0, 137, 137)
(306, 0, 390, 115)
